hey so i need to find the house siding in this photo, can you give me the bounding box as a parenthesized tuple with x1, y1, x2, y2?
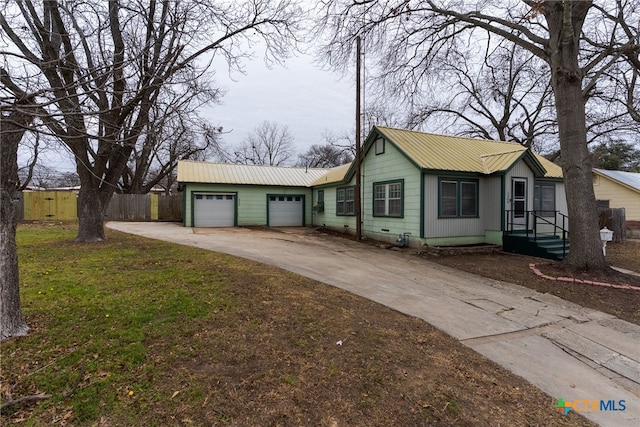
(422, 175, 504, 245)
(183, 184, 312, 227)
(312, 179, 357, 232)
(593, 174, 640, 221)
(361, 142, 422, 246)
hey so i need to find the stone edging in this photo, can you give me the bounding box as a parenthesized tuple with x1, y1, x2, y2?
(529, 263, 640, 292)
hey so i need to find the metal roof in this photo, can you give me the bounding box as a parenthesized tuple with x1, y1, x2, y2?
(178, 129, 564, 189)
(535, 155, 563, 179)
(594, 168, 640, 193)
(374, 126, 562, 178)
(310, 163, 352, 187)
(177, 161, 328, 187)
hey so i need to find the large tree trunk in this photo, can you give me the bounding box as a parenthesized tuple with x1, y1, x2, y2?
(552, 81, 607, 269)
(75, 186, 108, 242)
(546, 1, 607, 270)
(1, 109, 31, 340)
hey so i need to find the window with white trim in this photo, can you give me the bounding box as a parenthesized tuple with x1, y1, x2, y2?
(336, 186, 355, 215)
(373, 180, 403, 217)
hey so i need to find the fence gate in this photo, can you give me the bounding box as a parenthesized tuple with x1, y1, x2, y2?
(22, 191, 77, 221)
(17, 191, 183, 222)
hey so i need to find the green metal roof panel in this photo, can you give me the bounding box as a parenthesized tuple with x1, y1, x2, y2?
(177, 161, 328, 187)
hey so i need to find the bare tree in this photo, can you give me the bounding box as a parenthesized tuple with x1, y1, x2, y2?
(315, 0, 640, 270)
(296, 143, 353, 167)
(409, 43, 558, 151)
(1, 0, 304, 242)
(119, 104, 226, 194)
(234, 121, 295, 166)
(1, 100, 34, 340)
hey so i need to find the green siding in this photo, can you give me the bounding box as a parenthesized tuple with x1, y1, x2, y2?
(362, 140, 422, 245)
(183, 183, 312, 227)
(424, 235, 486, 246)
(312, 178, 357, 233)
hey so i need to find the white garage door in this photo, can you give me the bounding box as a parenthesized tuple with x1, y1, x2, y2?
(194, 194, 235, 227)
(268, 195, 303, 226)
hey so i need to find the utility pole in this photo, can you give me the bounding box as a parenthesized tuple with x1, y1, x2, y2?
(355, 36, 362, 241)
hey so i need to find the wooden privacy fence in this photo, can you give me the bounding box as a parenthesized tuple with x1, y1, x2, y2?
(598, 207, 626, 242)
(105, 194, 155, 220)
(15, 191, 182, 222)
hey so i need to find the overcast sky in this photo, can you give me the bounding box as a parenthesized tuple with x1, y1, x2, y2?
(208, 53, 356, 160)
(27, 52, 356, 173)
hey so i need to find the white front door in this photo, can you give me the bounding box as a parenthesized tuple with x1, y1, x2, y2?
(511, 178, 527, 229)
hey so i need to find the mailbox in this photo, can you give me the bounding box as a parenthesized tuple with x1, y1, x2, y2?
(600, 227, 614, 256)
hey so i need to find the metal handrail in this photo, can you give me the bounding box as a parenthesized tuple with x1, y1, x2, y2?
(505, 210, 569, 257)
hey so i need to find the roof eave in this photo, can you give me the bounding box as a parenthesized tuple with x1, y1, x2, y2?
(593, 169, 640, 194)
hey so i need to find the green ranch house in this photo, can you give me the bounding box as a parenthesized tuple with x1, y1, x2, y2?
(178, 126, 568, 258)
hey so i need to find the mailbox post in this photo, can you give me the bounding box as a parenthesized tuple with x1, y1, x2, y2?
(600, 227, 614, 256)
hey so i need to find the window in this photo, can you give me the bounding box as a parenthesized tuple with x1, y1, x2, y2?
(460, 182, 477, 216)
(373, 180, 403, 217)
(439, 178, 478, 218)
(336, 186, 355, 215)
(314, 190, 325, 213)
(534, 184, 555, 217)
(440, 181, 457, 217)
(375, 137, 385, 155)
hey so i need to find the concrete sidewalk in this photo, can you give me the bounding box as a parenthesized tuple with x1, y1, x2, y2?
(107, 222, 639, 426)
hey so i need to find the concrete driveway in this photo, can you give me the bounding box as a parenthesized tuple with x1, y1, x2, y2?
(107, 222, 639, 427)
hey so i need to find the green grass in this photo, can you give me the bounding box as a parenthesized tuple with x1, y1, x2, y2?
(2, 223, 235, 424)
(1, 223, 596, 427)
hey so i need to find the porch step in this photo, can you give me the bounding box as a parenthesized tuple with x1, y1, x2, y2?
(502, 234, 569, 261)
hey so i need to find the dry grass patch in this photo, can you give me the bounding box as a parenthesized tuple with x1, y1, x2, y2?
(1, 223, 593, 426)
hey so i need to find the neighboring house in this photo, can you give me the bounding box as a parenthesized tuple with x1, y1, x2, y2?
(592, 168, 640, 223)
(178, 126, 567, 251)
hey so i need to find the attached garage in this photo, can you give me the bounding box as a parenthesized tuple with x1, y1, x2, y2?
(178, 161, 326, 228)
(268, 195, 304, 226)
(193, 193, 235, 227)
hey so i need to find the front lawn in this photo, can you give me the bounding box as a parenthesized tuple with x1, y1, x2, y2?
(1, 223, 592, 426)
